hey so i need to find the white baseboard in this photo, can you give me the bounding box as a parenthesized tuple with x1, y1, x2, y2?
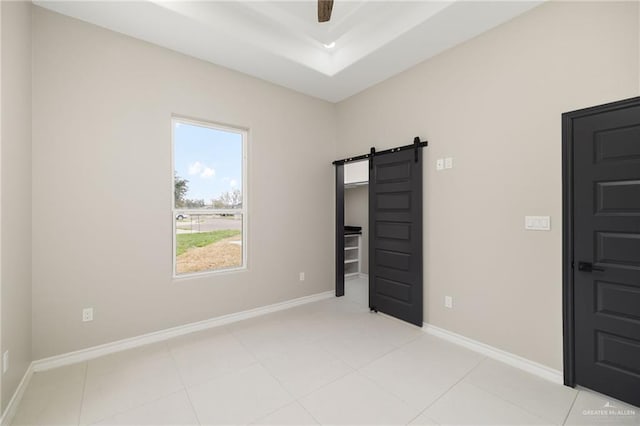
(33, 290, 333, 372)
(4, 291, 562, 425)
(345, 273, 368, 280)
(0, 362, 34, 426)
(423, 323, 563, 384)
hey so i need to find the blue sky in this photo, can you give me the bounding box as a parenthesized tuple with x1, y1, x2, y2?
(174, 121, 242, 203)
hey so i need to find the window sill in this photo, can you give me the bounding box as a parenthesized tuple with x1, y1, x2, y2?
(172, 265, 248, 282)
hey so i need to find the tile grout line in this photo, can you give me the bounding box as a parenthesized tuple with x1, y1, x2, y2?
(352, 327, 426, 394)
(257, 294, 425, 422)
(239, 320, 343, 425)
(351, 369, 429, 422)
(290, 361, 355, 425)
(165, 340, 203, 425)
(255, 355, 300, 421)
(76, 362, 89, 426)
(462, 381, 559, 425)
(86, 342, 191, 425)
(458, 358, 572, 425)
(229, 329, 301, 424)
(227, 320, 272, 362)
(295, 403, 323, 426)
(562, 390, 580, 426)
(242, 295, 400, 423)
(98, 389, 194, 425)
(226, 326, 327, 425)
(405, 355, 487, 425)
(191, 322, 321, 424)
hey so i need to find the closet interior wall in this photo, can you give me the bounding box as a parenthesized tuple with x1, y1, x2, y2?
(344, 185, 369, 274)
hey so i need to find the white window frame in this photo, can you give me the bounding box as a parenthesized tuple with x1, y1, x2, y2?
(171, 116, 248, 279)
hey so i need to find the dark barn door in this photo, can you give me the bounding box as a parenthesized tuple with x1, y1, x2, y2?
(564, 97, 640, 407)
(369, 148, 423, 326)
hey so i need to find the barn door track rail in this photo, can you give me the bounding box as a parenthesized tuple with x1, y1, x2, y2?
(332, 136, 428, 166)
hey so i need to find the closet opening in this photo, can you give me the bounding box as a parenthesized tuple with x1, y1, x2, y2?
(333, 137, 427, 327)
(343, 160, 369, 305)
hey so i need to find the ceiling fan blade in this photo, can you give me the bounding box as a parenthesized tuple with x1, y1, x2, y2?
(318, 0, 333, 23)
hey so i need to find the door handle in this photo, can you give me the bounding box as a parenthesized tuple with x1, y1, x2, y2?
(577, 261, 605, 272)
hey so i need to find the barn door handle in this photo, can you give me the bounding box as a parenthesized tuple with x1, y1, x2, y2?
(577, 261, 605, 272)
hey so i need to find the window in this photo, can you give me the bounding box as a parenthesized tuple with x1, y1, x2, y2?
(172, 117, 247, 277)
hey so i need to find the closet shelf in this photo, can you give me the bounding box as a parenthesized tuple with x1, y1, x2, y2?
(344, 233, 361, 277)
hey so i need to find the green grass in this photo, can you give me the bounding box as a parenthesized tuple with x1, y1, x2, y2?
(176, 230, 241, 256)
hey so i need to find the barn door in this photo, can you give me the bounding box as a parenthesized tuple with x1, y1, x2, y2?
(369, 148, 423, 326)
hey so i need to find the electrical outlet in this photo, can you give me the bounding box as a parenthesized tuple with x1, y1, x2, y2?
(436, 158, 444, 171)
(2, 351, 8, 374)
(444, 296, 453, 309)
(299, 272, 305, 282)
(444, 157, 454, 169)
(82, 307, 94, 322)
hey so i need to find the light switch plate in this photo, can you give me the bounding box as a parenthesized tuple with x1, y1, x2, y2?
(525, 216, 551, 231)
(436, 159, 444, 171)
(444, 157, 453, 169)
(444, 296, 453, 309)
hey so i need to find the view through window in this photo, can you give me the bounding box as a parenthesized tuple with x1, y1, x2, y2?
(172, 118, 246, 276)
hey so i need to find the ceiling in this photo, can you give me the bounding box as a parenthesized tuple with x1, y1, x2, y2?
(34, 1, 543, 102)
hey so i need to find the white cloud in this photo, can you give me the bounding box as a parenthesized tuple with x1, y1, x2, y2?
(188, 162, 215, 179)
(188, 161, 203, 175)
(229, 179, 238, 188)
(201, 167, 215, 178)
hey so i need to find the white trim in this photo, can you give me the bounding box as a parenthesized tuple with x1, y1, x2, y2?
(0, 362, 34, 426)
(423, 323, 563, 384)
(32, 290, 333, 372)
(170, 116, 249, 279)
(345, 273, 368, 280)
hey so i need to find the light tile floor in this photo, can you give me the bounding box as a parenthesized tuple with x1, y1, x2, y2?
(11, 277, 640, 425)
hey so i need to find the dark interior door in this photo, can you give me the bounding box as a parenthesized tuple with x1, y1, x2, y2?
(569, 97, 640, 407)
(369, 148, 423, 326)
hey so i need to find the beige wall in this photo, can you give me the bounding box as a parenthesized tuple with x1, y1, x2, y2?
(336, 1, 639, 370)
(344, 185, 368, 273)
(1, 0, 32, 412)
(31, 7, 336, 359)
(13, 0, 640, 377)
